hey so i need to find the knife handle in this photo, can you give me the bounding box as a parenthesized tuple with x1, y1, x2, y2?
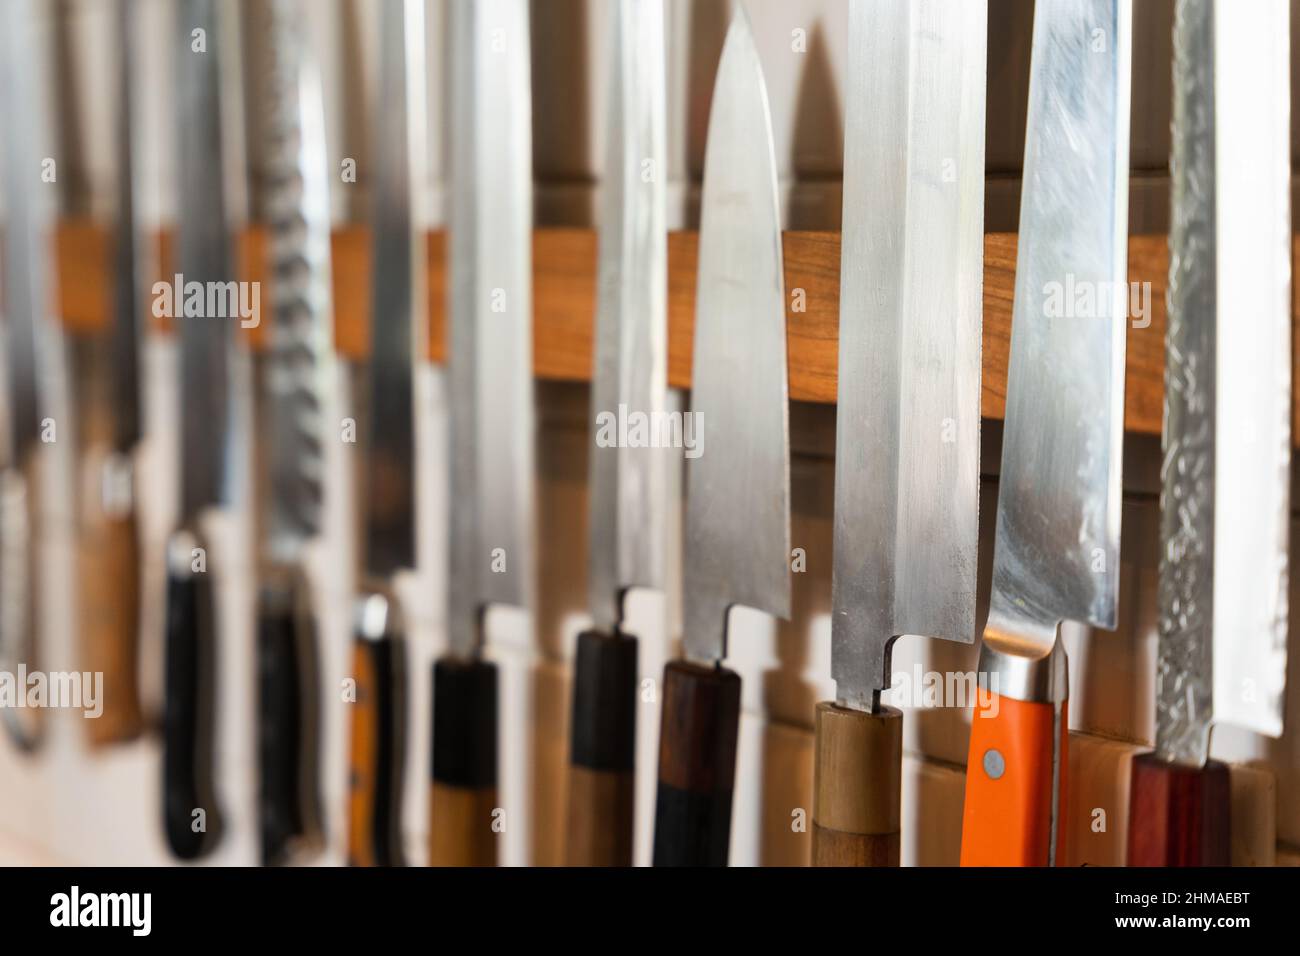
(652, 659, 741, 867)
(345, 622, 406, 867)
(429, 656, 498, 866)
(0, 465, 42, 751)
(960, 692, 1068, 866)
(566, 627, 638, 866)
(162, 533, 223, 859)
(1127, 753, 1230, 866)
(811, 702, 902, 866)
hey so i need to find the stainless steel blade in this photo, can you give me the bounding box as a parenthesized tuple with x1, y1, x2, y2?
(1157, 0, 1290, 765)
(983, 0, 1131, 677)
(258, 0, 334, 566)
(361, 0, 427, 578)
(681, 10, 790, 665)
(175, 0, 235, 520)
(831, 0, 985, 711)
(587, 0, 667, 631)
(448, 0, 535, 658)
(110, 0, 143, 454)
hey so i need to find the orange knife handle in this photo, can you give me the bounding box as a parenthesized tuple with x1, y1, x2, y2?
(960, 691, 1068, 866)
(1127, 752, 1230, 866)
(811, 702, 902, 866)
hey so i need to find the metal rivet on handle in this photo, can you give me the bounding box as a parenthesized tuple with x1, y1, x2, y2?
(982, 748, 1005, 780)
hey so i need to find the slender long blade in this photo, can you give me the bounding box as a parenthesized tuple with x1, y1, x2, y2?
(448, 0, 534, 657)
(682, 11, 789, 664)
(587, 0, 667, 630)
(986, 0, 1130, 651)
(175, 0, 235, 519)
(0, 0, 54, 466)
(259, 0, 334, 563)
(362, 0, 426, 578)
(110, 0, 143, 453)
(1157, 0, 1291, 764)
(831, 0, 985, 710)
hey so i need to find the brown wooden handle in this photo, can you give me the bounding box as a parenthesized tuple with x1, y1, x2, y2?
(429, 656, 498, 866)
(346, 629, 406, 867)
(1127, 752, 1230, 866)
(566, 628, 637, 866)
(811, 701, 902, 866)
(652, 660, 741, 866)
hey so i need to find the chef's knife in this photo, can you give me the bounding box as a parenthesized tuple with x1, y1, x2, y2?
(345, 0, 426, 868)
(566, 0, 667, 868)
(163, 0, 237, 860)
(80, 0, 147, 749)
(815, 0, 984, 867)
(436, 0, 534, 868)
(255, 0, 334, 867)
(960, 0, 1131, 868)
(1128, 0, 1291, 867)
(0, 0, 56, 753)
(651, 9, 789, 868)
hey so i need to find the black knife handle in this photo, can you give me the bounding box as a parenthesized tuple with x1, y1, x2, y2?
(162, 535, 223, 859)
(345, 600, 406, 867)
(566, 627, 638, 865)
(652, 659, 741, 867)
(429, 655, 498, 866)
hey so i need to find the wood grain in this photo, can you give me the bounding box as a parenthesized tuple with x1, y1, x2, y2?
(811, 702, 902, 867)
(1127, 752, 1230, 867)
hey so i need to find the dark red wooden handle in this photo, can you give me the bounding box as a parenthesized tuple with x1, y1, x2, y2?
(1127, 752, 1230, 866)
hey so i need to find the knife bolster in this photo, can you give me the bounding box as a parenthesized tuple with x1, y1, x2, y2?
(429, 656, 498, 866)
(811, 702, 902, 866)
(1127, 753, 1230, 866)
(652, 660, 741, 866)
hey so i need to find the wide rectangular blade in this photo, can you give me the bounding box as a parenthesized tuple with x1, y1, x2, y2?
(448, 0, 534, 657)
(987, 0, 1130, 646)
(831, 0, 985, 710)
(587, 0, 667, 630)
(681, 11, 789, 664)
(259, 0, 335, 564)
(361, 0, 426, 578)
(110, 0, 143, 455)
(175, 0, 235, 519)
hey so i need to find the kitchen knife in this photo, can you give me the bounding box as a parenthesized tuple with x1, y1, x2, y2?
(163, 0, 237, 860)
(815, 0, 984, 867)
(960, 0, 1132, 867)
(0, 0, 56, 753)
(1128, 0, 1291, 867)
(79, 0, 147, 749)
(345, 0, 426, 869)
(566, 0, 667, 868)
(254, 0, 334, 867)
(436, 0, 534, 868)
(651, 9, 789, 868)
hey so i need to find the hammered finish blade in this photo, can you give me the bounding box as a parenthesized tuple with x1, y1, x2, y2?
(681, 10, 790, 664)
(831, 0, 985, 710)
(448, 0, 535, 657)
(587, 0, 667, 631)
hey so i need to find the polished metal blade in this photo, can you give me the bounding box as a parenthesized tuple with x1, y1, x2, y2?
(175, 0, 235, 519)
(831, 0, 985, 711)
(1157, 0, 1291, 764)
(682, 10, 790, 665)
(258, 0, 334, 565)
(984, 0, 1131, 665)
(587, 0, 667, 631)
(110, 0, 143, 454)
(361, 0, 426, 578)
(448, 0, 534, 657)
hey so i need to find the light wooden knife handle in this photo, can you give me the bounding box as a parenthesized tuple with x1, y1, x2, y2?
(429, 656, 498, 866)
(960, 692, 1068, 866)
(812, 702, 901, 866)
(345, 631, 406, 867)
(566, 628, 637, 866)
(1127, 753, 1229, 866)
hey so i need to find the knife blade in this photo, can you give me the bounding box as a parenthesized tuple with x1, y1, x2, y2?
(960, 0, 1132, 868)
(566, 0, 667, 868)
(651, 8, 789, 868)
(433, 0, 534, 868)
(1128, 0, 1290, 868)
(814, 0, 984, 867)
(255, 0, 334, 867)
(163, 0, 237, 859)
(0, 0, 56, 753)
(345, 0, 426, 869)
